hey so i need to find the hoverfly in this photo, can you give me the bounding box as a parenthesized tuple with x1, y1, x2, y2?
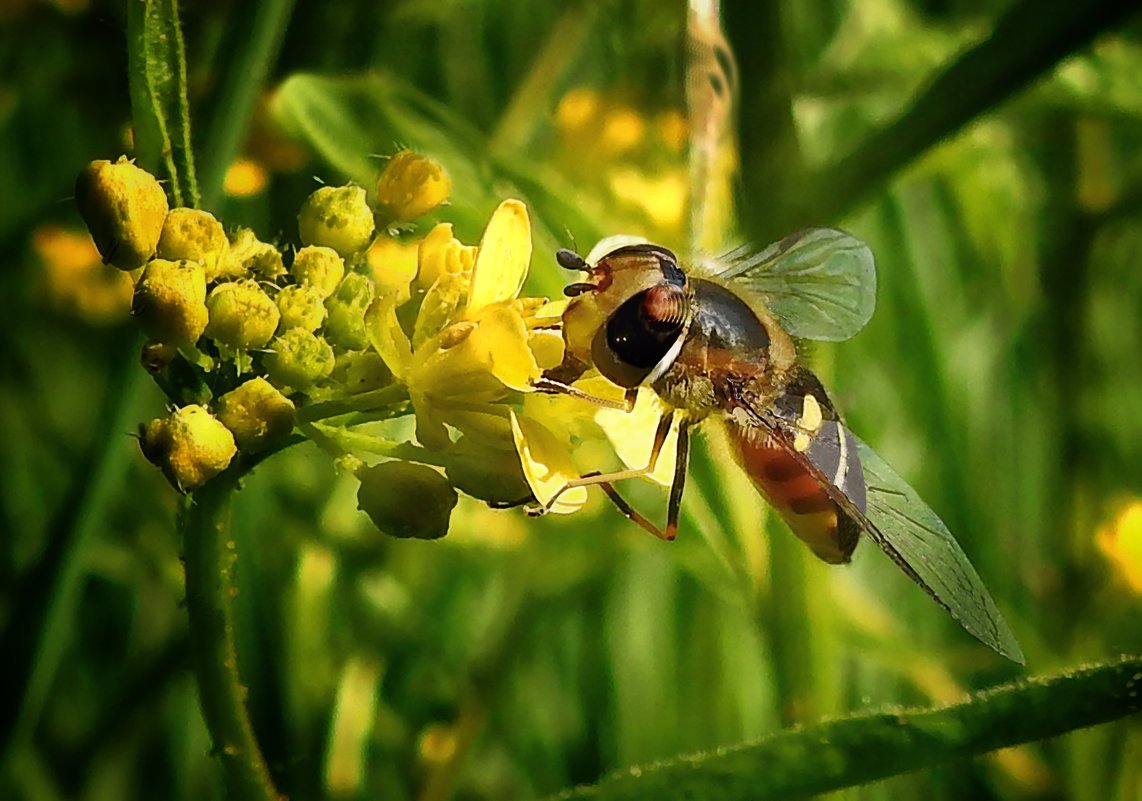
(533, 229, 1025, 664)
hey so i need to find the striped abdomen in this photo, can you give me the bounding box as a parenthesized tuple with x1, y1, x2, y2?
(725, 368, 867, 564)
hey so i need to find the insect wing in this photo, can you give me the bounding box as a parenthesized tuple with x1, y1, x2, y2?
(714, 228, 876, 341)
(851, 434, 1025, 664)
(736, 397, 1024, 663)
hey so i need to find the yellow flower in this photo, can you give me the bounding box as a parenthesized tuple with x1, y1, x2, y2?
(374, 151, 451, 227)
(216, 377, 296, 452)
(365, 199, 540, 450)
(509, 377, 680, 517)
(34, 225, 133, 324)
(139, 405, 236, 491)
(366, 235, 420, 304)
(1097, 500, 1142, 593)
(223, 158, 269, 198)
(132, 258, 209, 346)
(75, 156, 168, 271)
(298, 185, 375, 257)
(157, 208, 229, 281)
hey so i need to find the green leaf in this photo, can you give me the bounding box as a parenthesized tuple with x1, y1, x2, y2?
(127, 0, 198, 207)
(549, 657, 1142, 801)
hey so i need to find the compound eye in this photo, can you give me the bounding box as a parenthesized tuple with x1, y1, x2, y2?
(591, 283, 688, 388)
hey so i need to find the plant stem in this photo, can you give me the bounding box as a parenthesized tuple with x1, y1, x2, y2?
(550, 656, 1142, 801)
(296, 383, 410, 423)
(182, 471, 282, 801)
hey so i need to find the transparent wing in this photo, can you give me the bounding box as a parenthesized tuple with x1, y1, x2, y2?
(851, 434, 1025, 664)
(732, 392, 1024, 663)
(713, 228, 876, 341)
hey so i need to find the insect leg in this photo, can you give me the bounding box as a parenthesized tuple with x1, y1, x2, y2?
(543, 411, 673, 508)
(576, 419, 691, 541)
(596, 482, 672, 540)
(664, 422, 691, 540)
(532, 377, 637, 411)
(538, 411, 688, 540)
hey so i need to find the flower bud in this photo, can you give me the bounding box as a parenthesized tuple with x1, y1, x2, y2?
(330, 350, 392, 393)
(140, 405, 236, 491)
(375, 151, 450, 226)
(156, 208, 228, 279)
(218, 227, 286, 281)
(445, 442, 532, 507)
(298, 185, 375, 257)
(216, 377, 296, 452)
(132, 258, 209, 345)
(324, 272, 376, 351)
(75, 157, 169, 270)
(357, 461, 457, 540)
(205, 279, 280, 349)
(275, 284, 327, 332)
(265, 328, 335, 391)
(291, 245, 345, 299)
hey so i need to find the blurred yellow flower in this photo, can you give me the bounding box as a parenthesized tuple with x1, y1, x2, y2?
(1097, 500, 1142, 593)
(34, 225, 134, 324)
(223, 157, 269, 197)
(552, 86, 689, 243)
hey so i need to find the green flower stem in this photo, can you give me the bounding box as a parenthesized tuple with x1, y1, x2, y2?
(549, 657, 1142, 801)
(182, 471, 282, 801)
(296, 383, 410, 423)
(302, 422, 450, 469)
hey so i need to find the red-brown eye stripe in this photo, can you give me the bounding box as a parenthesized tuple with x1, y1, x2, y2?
(641, 284, 688, 325)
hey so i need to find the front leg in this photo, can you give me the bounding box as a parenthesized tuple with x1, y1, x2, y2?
(532, 375, 637, 412)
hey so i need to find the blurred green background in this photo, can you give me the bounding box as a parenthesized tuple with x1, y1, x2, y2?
(2, 0, 1141, 799)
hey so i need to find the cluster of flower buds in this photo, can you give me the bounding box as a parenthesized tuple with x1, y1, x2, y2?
(75, 153, 452, 511)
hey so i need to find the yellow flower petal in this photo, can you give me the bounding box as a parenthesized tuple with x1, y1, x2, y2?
(367, 235, 419, 304)
(518, 393, 600, 455)
(466, 199, 530, 314)
(413, 223, 476, 347)
(469, 304, 540, 392)
(511, 411, 587, 514)
(528, 329, 565, 371)
(594, 386, 679, 487)
(530, 298, 569, 324)
(365, 295, 412, 380)
(409, 324, 507, 405)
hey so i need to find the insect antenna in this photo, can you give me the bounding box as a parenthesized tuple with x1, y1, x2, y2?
(556, 248, 589, 271)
